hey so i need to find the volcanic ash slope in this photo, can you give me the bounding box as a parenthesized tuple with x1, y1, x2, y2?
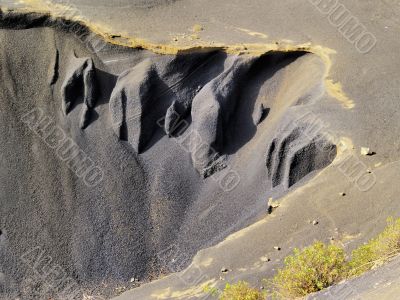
(0, 15, 338, 298)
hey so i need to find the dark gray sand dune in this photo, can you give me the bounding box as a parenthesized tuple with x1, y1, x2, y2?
(0, 11, 341, 299)
(0, 0, 400, 299)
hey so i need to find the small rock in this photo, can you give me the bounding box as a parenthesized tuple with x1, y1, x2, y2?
(221, 268, 229, 273)
(130, 277, 137, 283)
(268, 198, 279, 209)
(271, 202, 280, 208)
(267, 197, 280, 214)
(361, 147, 370, 155)
(273, 246, 281, 251)
(261, 256, 271, 262)
(312, 220, 319, 225)
(361, 147, 375, 156)
(330, 236, 335, 241)
(339, 192, 346, 196)
(268, 197, 280, 208)
(260, 286, 265, 290)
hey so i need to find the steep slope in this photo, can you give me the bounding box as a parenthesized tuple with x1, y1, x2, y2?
(0, 12, 341, 299)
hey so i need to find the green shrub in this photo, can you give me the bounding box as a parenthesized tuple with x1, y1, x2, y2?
(349, 217, 400, 276)
(219, 281, 265, 300)
(270, 242, 348, 298)
(204, 218, 400, 299)
(203, 284, 219, 297)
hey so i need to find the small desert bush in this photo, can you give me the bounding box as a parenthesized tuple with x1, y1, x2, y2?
(219, 281, 265, 300)
(270, 242, 348, 298)
(205, 217, 400, 299)
(348, 217, 400, 276)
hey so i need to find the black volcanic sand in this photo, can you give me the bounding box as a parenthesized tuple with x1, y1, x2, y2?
(0, 13, 341, 299)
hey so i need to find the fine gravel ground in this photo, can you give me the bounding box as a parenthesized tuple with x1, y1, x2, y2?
(0, 13, 339, 299)
(0, 0, 399, 299)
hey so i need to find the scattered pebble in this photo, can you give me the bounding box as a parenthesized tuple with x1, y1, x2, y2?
(361, 147, 375, 156)
(361, 147, 370, 155)
(261, 256, 271, 262)
(267, 198, 279, 214)
(268, 197, 280, 209)
(221, 268, 229, 273)
(273, 246, 281, 251)
(270, 202, 280, 208)
(267, 198, 280, 214)
(312, 220, 319, 225)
